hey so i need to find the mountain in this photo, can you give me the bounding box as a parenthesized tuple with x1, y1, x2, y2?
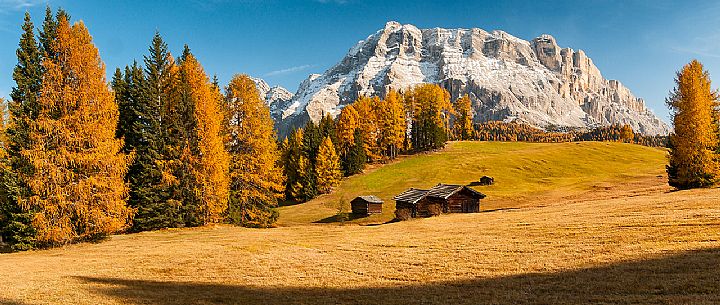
(251, 77, 294, 123)
(275, 21, 670, 136)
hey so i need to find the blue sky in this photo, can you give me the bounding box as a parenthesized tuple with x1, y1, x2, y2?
(1, 0, 720, 122)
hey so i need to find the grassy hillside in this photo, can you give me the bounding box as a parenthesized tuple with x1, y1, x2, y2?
(3, 141, 718, 305)
(1, 187, 718, 304)
(278, 141, 668, 225)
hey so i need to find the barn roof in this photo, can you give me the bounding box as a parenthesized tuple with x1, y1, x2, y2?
(393, 188, 429, 204)
(353, 195, 383, 204)
(427, 184, 486, 199)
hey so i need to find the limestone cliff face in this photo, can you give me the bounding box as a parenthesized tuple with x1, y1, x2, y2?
(275, 21, 669, 136)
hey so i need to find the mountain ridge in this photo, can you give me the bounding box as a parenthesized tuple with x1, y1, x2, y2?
(260, 21, 669, 137)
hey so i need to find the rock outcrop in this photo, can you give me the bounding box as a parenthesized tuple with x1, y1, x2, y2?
(275, 21, 669, 136)
(251, 77, 294, 123)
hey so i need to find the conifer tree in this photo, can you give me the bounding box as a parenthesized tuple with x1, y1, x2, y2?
(336, 105, 359, 154)
(1, 12, 41, 250)
(282, 128, 305, 201)
(345, 129, 367, 176)
(115, 49, 175, 231)
(319, 113, 338, 151)
(142, 36, 197, 228)
(405, 84, 453, 151)
(302, 120, 322, 162)
(666, 60, 720, 189)
(177, 51, 230, 225)
(315, 136, 342, 194)
(299, 154, 317, 201)
(38, 7, 57, 59)
(454, 94, 474, 140)
(354, 96, 381, 160)
(22, 16, 132, 245)
(299, 120, 321, 199)
(620, 124, 634, 143)
(224, 74, 283, 227)
(378, 89, 406, 158)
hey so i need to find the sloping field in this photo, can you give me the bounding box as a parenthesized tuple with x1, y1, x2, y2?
(2, 141, 718, 304)
(278, 141, 669, 225)
(0, 187, 718, 304)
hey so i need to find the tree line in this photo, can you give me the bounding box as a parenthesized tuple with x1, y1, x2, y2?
(0, 8, 283, 251)
(280, 84, 454, 203)
(472, 121, 667, 147)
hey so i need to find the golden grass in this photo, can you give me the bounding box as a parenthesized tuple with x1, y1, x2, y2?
(2, 141, 719, 304)
(1, 187, 719, 304)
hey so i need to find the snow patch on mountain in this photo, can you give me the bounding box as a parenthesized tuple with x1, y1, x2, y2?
(274, 21, 669, 137)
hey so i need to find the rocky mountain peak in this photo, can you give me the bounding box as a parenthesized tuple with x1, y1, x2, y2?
(273, 22, 669, 137)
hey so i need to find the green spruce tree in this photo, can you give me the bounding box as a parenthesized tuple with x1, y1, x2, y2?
(1, 12, 41, 250)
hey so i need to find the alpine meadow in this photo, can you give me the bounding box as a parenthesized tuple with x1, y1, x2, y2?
(0, 1, 719, 305)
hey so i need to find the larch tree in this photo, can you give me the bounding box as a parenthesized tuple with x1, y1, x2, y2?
(315, 136, 342, 194)
(336, 104, 359, 154)
(454, 94, 474, 140)
(620, 124, 634, 143)
(224, 74, 284, 227)
(1, 12, 42, 250)
(354, 96, 380, 160)
(379, 89, 406, 158)
(405, 84, 453, 151)
(22, 16, 133, 245)
(666, 60, 720, 189)
(178, 50, 230, 225)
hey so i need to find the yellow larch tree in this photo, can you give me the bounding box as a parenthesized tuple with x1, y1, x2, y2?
(315, 136, 342, 194)
(454, 94, 474, 140)
(21, 16, 132, 245)
(619, 124, 634, 143)
(378, 89, 406, 158)
(667, 60, 720, 189)
(179, 52, 230, 224)
(405, 84, 453, 150)
(354, 96, 381, 160)
(336, 104, 359, 154)
(224, 74, 284, 227)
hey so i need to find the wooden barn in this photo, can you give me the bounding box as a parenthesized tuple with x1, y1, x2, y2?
(393, 184, 486, 219)
(426, 184, 486, 213)
(393, 188, 431, 219)
(351, 196, 383, 215)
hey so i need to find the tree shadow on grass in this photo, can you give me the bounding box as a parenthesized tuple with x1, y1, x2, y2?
(76, 247, 720, 304)
(277, 199, 302, 207)
(314, 213, 366, 224)
(0, 298, 28, 305)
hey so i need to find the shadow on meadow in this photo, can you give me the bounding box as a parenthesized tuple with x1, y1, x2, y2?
(74, 247, 720, 305)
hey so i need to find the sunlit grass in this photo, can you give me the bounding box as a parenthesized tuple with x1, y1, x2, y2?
(278, 141, 667, 225)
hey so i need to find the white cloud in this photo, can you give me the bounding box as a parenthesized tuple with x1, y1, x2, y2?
(264, 64, 313, 77)
(313, 0, 348, 4)
(0, 0, 45, 13)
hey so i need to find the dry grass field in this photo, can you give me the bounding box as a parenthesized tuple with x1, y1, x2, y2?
(1, 141, 719, 304)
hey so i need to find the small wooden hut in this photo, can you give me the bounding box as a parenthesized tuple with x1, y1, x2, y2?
(426, 184, 486, 213)
(393, 184, 486, 219)
(351, 196, 383, 215)
(393, 188, 430, 219)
